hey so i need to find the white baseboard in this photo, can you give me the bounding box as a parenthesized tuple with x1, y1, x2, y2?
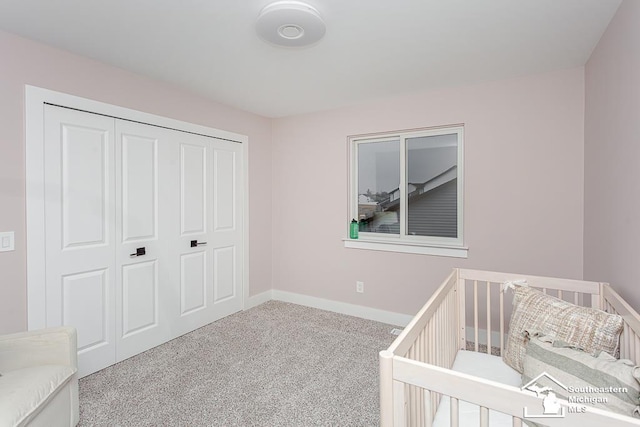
(270, 290, 413, 327)
(245, 291, 273, 310)
(247, 292, 506, 341)
(464, 328, 506, 347)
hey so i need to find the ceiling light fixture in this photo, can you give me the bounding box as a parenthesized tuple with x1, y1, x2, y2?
(256, 1, 326, 48)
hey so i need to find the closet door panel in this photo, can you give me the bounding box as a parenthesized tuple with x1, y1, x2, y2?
(122, 134, 157, 242)
(122, 260, 158, 337)
(62, 269, 109, 351)
(180, 251, 207, 315)
(213, 150, 236, 232)
(213, 246, 235, 303)
(181, 144, 207, 235)
(169, 133, 213, 334)
(209, 143, 243, 317)
(61, 126, 109, 247)
(44, 105, 116, 377)
(115, 121, 171, 361)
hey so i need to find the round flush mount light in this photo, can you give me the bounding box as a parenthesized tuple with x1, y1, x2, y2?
(256, 1, 326, 48)
(278, 24, 304, 40)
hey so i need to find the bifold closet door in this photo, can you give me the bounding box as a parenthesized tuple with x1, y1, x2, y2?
(43, 106, 117, 376)
(208, 139, 244, 320)
(114, 120, 172, 361)
(42, 104, 244, 377)
(43, 108, 173, 374)
(166, 132, 244, 336)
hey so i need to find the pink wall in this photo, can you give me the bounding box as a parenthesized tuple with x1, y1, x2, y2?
(0, 30, 273, 334)
(584, 0, 640, 312)
(272, 68, 586, 316)
(0, 25, 602, 333)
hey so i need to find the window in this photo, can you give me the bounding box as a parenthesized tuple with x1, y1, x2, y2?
(346, 125, 466, 257)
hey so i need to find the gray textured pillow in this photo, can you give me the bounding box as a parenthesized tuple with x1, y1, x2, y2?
(522, 333, 640, 419)
(503, 285, 623, 373)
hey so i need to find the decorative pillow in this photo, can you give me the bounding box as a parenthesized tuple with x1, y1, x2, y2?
(503, 284, 623, 373)
(522, 333, 640, 419)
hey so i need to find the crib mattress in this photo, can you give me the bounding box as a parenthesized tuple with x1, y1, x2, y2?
(432, 350, 521, 427)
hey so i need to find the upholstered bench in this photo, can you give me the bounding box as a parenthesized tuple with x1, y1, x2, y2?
(0, 327, 79, 426)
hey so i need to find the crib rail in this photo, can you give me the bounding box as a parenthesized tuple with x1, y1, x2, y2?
(380, 268, 640, 427)
(382, 269, 459, 426)
(602, 284, 640, 364)
(457, 268, 602, 357)
(387, 269, 458, 363)
(391, 356, 639, 427)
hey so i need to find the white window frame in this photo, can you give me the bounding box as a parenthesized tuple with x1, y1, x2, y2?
(344, 125, 467, 258)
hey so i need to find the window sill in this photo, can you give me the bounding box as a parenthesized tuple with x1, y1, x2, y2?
(343, 238, 468, 258)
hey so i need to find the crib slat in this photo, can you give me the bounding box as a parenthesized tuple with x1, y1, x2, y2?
(459, 278, 466, 351)
(434, 305, 440, 364)
(410, 384, 417, 426)
(420, 388, 425, 427)
(623, 324, 631, 359)
(444, 289, 449, 364)
(448, 292, 452, 361)
(392, 380, 406, 427)
(486, 281, 491, 353)
(512, 416, 523, 427)
(423, 326, 428, 365)
(480, 406, 489, 427)
(425, 390, 433, 427)
(474, 280, 479, 352)
(449, 288, 457, 365)
(499, 288, 504, 354)
(451, 397, 459, 427)
(429, 318, 435, 364)
(591, 292, 600, 309)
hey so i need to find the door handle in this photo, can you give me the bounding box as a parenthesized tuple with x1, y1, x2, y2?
(190, 240, 207, 247)
(129, 247, 146, 257)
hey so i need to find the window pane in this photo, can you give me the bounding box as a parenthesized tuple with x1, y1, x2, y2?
(406, 134, 458, 238)
(357, 140, 400, 235)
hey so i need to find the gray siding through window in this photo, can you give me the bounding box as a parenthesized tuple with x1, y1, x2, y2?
(407, 178, 457, 238)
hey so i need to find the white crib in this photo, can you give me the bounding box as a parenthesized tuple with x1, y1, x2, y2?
(379, 268, 640, 427)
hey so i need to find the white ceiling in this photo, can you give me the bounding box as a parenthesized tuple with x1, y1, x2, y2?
(0, 0, 622, 118)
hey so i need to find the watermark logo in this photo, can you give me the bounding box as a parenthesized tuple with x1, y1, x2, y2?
(522, 372, 624, 418)
(522, 373, 568, 419)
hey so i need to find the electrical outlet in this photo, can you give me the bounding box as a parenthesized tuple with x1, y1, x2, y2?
(0, 231, 14, 252)
(356, 281, 364, 293)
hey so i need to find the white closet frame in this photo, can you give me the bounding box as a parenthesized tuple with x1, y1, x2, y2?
(25, 85, 250, 330)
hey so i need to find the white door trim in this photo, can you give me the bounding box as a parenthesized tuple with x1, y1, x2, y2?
(25, 85, 250, 330)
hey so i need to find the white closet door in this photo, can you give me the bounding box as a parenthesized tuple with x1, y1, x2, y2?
(166, 132, 244, 335)
(166, 132, 213, 334)
(40, 102, 244, 377)
(209, 140, 244, 319)
(44, 106, 117, 377)
(114, 120, 171, 360)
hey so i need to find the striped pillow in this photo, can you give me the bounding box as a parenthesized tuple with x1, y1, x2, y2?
(522, 333, 640, 419)
(503, 285, 623, 373)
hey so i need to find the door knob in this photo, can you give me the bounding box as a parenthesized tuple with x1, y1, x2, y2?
(190, 240, 207, 247)
(129, 247, 146, 257)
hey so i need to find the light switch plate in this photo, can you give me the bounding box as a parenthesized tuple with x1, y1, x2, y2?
(0, 231, 15, 252)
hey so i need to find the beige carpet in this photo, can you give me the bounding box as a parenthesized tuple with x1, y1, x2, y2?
(79, 301, 398, 426)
